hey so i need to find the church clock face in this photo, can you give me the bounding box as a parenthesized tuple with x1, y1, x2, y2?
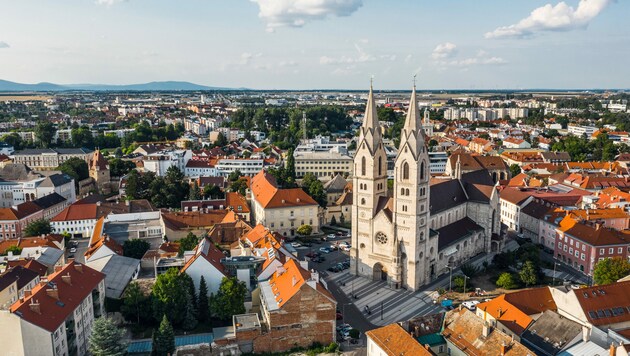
(376, 232, 388, 244)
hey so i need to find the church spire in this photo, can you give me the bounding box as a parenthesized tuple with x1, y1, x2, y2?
(359, 81, 382, 152)
(403, 84, 420, 132)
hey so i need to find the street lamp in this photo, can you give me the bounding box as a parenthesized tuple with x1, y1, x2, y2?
(552, 262, 561, 286)
(463, 275, 470, 294)
(444, 264, 455, 293)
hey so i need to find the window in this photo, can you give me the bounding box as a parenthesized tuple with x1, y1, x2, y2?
(376, 232, 388, 244)
(378, 156, 382, 176)
(610, 248, 614, 254)
(600, 248, 605, 254)
(361, 157, 366, 176)
(402, 162, 409, 180)
(619, 247, 623, 254)
(420, 161, 425, 180)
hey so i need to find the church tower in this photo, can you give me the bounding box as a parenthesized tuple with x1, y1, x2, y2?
(350, 84, 388, 277)
(393, 85, 435, 290)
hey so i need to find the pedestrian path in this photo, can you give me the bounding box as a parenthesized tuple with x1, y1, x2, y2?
(329, 272, 444, 326)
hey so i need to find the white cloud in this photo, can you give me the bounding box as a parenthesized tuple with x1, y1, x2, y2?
(278, 60, 298, 67)
(431, 42, 457, 60)
(404, 54, 413, 63)
(0, 42, 9, 49)
(251, 0, 363, 31)
(240, 52, 263, 65)
(485, 0, 612, 39)
(320, 43, 376, 65)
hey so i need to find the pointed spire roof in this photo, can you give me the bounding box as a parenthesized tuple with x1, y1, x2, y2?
(403, 86, 420, 131)
(358, 82, 382, 153)
(361, 83, 379, 132)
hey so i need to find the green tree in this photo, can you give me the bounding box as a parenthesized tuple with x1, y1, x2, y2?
(519, 260, 538, 287)
(214, 132, 228, 147)
(182, 289, 198, 330)
(34, 120, 56, 148)
(210, 277, 247, 320)
(203, 184, 223, 199)
(509, 164, 521, 178)
(153, 315, 175, 356)
(198, 276, 209, 322)
(88, 317, 126, 356)
(123, 239, 151, 259)
(229, 178, 248, 196)
(496, 272, 517, 289)
(330, 215, 337, 226)
(593, 258, 630, 285)
(57, 157, 89, 190)
(71, 126, 95, 148)
(108, 158, 136, 177)
(152, 268, 189, 325)
(228, 169, 242, 182)
(1, 133, 23, 150)
(121, 281, 149, 324)
(3, 245, 22, 256)
(297, 224, 313, 236)
(189, 180, 201, 200)
(286, 148, 296, 181)
(461, 263, 479, 278)
(23, 218, 51, 237)
(178, 233, 199, 256)
(301, 172, 327, 207)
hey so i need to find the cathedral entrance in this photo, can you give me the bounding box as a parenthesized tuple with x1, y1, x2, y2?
(373, 263, 388, 281)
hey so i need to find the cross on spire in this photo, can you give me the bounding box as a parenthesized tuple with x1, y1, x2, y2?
(413, 74, 417, 89)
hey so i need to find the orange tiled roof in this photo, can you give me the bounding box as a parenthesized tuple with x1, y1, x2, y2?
(366, 323, 434, 355)
(0, 237, 60, 255)
(269, 259, 311, 308)
(570, 208, 628, 221)
(250, 170, 317, 209)
(558, 215, 630, 246)
(575, 280, 630, 326)
(51, 203, 100, 222)
(7, 258, 48, 276)
(9, 262, 105, 332)
(161, 210, 228, 229)
(181, 238, 226, 275)
(225, 192, 250, 213)
(84, 217, 123, 260)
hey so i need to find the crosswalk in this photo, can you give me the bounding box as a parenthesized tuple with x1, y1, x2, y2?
(329, 272, 444, 326)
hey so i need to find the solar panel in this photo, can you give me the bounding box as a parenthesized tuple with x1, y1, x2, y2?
(588, 311, 598, 319)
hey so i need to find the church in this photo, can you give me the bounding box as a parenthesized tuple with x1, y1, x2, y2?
(350, 85, 502, 291)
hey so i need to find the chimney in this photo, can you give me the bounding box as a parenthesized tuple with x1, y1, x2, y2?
(29, 300, 41, 314)
(582, 326, 590, 342)
(24, 290, 32, 298)
(500, 341, 507, 356)
(292, 275, 297, 286)
(74, 263, 83, 273)
(299, 260, 309, 270)
(61, 273, 71, 285)
(46, 286, 59, 300)
(96, 201, 101, 206)
(610, 343, 616, 356)
(482, 321, 492, 338)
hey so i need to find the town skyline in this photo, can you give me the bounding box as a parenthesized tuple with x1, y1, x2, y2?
(1, 0, 628, 90)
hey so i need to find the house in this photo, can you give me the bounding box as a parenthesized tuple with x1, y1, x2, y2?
(442, 308, 535, 355)
(366, 323, 435, 356)
(503, 137, 532, 149)
(499, 187, 534, 232)
(180, 237, 227, 296)
(541, 152, 572, 164)
(250, 170, 320, 238)
(475, 287, 558, 341)
(86, 254, 140, 299)
(84, 217, 124, 263)
(214, 259, 336, 354)
(206, 215, 253, 248)
(555, 215, 630, 276)
(520, 310, 583, 356)
(0, 266, 40, 309)
(0, 261, 105, 356)
(323, 174, 348, 206)
(11, 148, 94, 170)
(161, 210, 229, 241)
(445, 152, 510, 183)
(181, 192, 251, 221)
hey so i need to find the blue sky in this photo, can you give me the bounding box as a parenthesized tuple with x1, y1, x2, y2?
(0, 0, 628, 89)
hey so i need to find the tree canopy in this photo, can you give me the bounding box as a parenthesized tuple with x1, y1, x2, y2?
(301, 173, 327, 207)
(34, 120, 56, 148)
(57, 157, 89, 190)
(23, 219, 52, 237)
(178, 233, 199, 256)
(88, 317, 126, 356)
(123, 239, 151, 259)
(593, 258, 630, 285)
(153, 315, 175, 356)
(152, 268, 193, 325)
(210, 277, 247, 320)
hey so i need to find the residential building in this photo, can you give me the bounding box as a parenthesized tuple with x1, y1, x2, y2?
(181, 192, 251, 221)
(184, 158, 218, 177)
(555, 215, 630, 276)
(250, 170, 320, 238)
(84, 217, 124, 263)
(520, 310, 583, 356)
(366, 323, 434, 356)
(11, 148, 94, 170)
(503, 137, 532, 149)
(442, 308, 535, 355)
(293, 149, 353, 181)
(180, 237, 227, 296)
(85, 254, 140, 299)
(0, 266, 40, 309)
(428, 151, 448, 174)
(216, 157, 264, 177)
(0, 262, 105, 356)
(143, 149, 192, 176)
(161, 210, 231, 241)
(500, 187, 534, 231)
(568, 124, 597, 138)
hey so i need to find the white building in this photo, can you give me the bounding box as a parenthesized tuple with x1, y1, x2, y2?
(428, 151, 448, 174)
(293, 149, 353, 180)
(143, 150, 192, 176)
(499, 188, 534, 232)
(181, 238, 227, 296)
(184, 159, 218, 177)
(568, 124, 597, 138)
(0, 262, 105, 356)
(216, 158, 264, 177)
(12, 148, 94, 171)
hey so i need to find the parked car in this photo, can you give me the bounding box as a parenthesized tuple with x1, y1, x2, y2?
(336, 312, 343, 320)
(290, 242, 302, 247)
(462, 300, 480, 311)
(329, 244, 338, 251)
(339, 241, 349, 247)
(69, 247, 77, 253)
(336, 232, 345, 236)
(327, 233, 336, 240)
(313, 256, 326, 263)
(336, 323, 351, 332)
(319, 247, 331, 254)
(305, 251, 319, 258)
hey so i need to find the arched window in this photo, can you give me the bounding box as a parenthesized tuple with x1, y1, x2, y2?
(405, 188, 410, 196)
(378, 156, 382, 176)
(403, 162, 409, 180)
(361, 198, 366, 205)
(401, 188, 405, 195)
(420, 161, 426, 180)
(361, 157, 366, 176)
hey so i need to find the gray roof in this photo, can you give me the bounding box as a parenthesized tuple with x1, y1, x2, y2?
(437, 217, 484, 250)
(33, 193, 67, 209)
(521, 310, 582, 356)
(430, 179, 467, 214)
(39, 173, 73, 187)
(86, 254, 140, 299)
(0, 163, 40, 181)
(0, 265, 39, 291)
(19, 247, 64, 267)
(323, 174, 348, 193)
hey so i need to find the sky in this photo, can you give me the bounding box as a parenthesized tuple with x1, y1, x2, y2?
(0, 0, 629, 90)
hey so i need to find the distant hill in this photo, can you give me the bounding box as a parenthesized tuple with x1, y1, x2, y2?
(0, 80, 235, 92)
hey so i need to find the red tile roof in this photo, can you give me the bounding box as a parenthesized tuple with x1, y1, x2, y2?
(10, 262, 105, 332)
(558, 215, 630, 246)
(84, 217, 123, 260)
(575, 280, 630, 326)
(269, 259, 312, 308)
(51, 203, 100, 222)
(366, 323, 434, 355)
(250, 170, 317, 209)
(181, 238, 226, 275)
